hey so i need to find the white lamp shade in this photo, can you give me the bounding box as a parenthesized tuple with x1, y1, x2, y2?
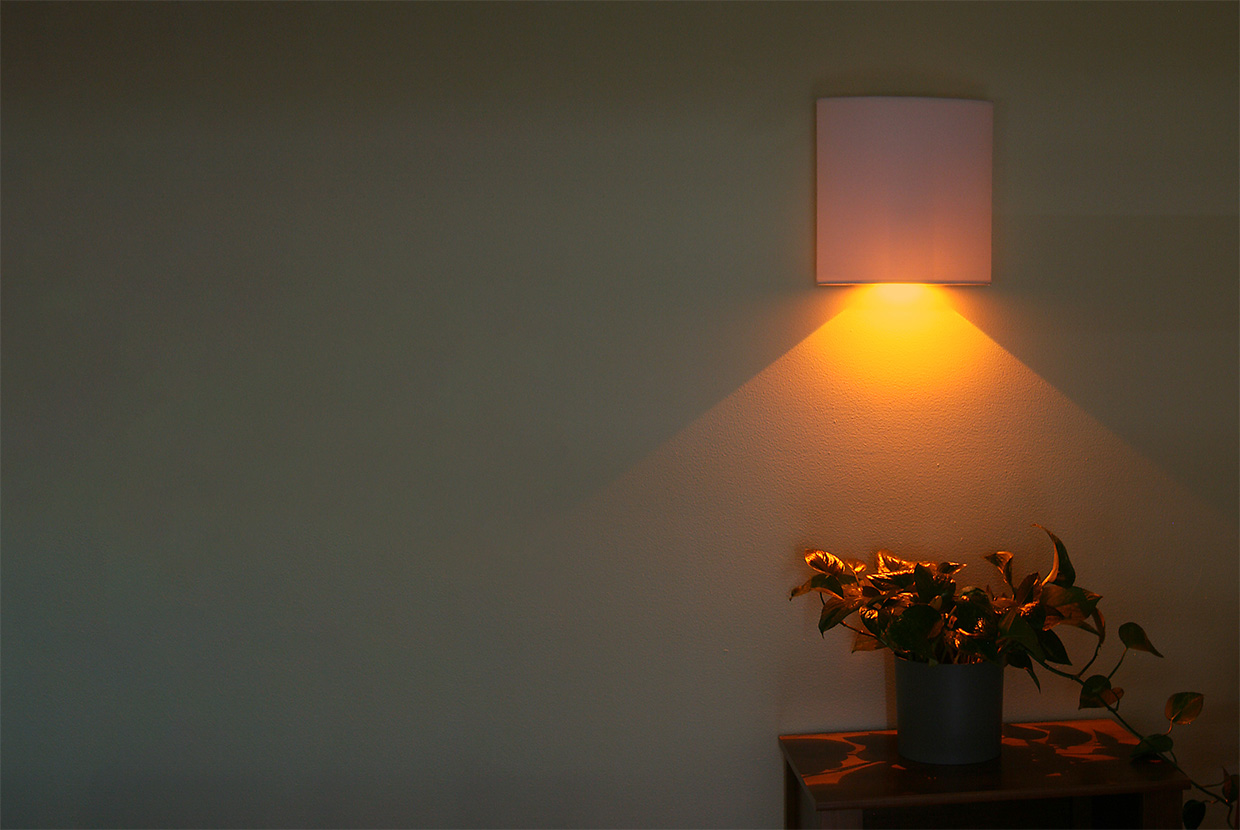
(816, 97, 993, 285)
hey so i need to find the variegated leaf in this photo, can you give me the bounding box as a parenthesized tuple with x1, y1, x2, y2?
(804, 548, 849, 575)
(875, 549, 914, 573)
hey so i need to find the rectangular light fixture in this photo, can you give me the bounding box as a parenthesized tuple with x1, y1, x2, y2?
(816, 96, 993, 285)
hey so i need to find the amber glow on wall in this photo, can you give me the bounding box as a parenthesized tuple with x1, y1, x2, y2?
(865, 284, 932, 304)
(574, 287, 1206, 567)
(825, 285, 987, 396)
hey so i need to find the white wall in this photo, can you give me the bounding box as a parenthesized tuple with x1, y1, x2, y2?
(3, 3, 1236, 827)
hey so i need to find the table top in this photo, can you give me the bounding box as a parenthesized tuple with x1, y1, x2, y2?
(780, 719, 1188, 811)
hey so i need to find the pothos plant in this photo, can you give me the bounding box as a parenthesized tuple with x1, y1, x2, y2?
(790, 525, 1237, 829)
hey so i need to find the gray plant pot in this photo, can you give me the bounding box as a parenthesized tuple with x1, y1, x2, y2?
(894, 658, 1004, 764)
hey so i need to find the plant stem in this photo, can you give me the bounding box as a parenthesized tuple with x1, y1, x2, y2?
(1035, 661, 1079, 682)
(1074, 633, 1104, 679)
(841, 622, 876, 639)
(1106, 648, 1127, 680)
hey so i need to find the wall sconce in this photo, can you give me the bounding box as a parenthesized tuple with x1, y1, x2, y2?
(816, 96, 993, 285)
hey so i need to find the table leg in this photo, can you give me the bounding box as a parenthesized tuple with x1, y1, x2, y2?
(783, 759, 802, 829)
(818, 808, 863, 829)
(1141, 788, 1183, 829)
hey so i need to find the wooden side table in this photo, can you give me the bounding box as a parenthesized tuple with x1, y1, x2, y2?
(780, 719, 1188, 829)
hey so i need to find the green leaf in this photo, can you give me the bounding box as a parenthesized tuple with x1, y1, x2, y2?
(1005, 649, 1030, 669)
(1164, 692, 1204, 725)
(867, 574, 913, 594)
(858, 607, 882, 637)
(1037, 628, 1071, 665)
(1182, 800, 1207, 830)
(960, 587, 994, 612)
(1078, 608, 1107, 645)
(851, 630, 884, 652)
(1131, 733, 1173, 760)
(973, 637, 1001, 665)
(933, 561, 965, 576)
(885, 604, 942, 657)
(818, 594, 861, 634)
(1023, 602, 1048, 633)
(984, 551, 1014, 590)
(952, 599, 983, 632)
(1001, 615, 1043, 659)
(1040, 584, 1101, 628)
(1013, 571, 1038, 606)
(1034, 524, 1075, 587)
(1003, 650, 1041, 689)
(1118, 622, 1164, 657)
(790, 572, 845, 600)
(913, 563, 938, 603)
(1079, 674, 1124, 709)
(844, 557, 869, 573)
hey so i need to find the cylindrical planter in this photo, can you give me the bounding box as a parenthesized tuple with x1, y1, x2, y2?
(895, 658, 1004, 765)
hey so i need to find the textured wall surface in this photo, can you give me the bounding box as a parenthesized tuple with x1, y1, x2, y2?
(3, 3, 1236, 827)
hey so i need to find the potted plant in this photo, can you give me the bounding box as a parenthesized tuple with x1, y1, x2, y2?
(789, 526, 1237, 829)
(790, 525, 1101, 764)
